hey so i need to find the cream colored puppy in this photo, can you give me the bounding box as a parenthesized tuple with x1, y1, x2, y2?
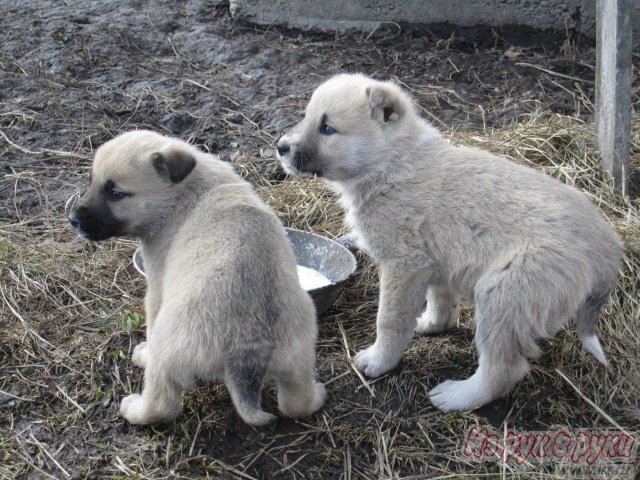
(276, 73, 621, 411)
(69, 130, 326, 425)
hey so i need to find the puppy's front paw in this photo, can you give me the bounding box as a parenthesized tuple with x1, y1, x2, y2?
(131, 341, 148, 368)
(354, 345, 398, 378)
(120, 394, 151, 424)
(428, 378, 488, 412)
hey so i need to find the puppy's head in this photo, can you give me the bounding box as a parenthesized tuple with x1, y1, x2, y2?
(68, 130, 196, 241)
(276, 73, 418, 182)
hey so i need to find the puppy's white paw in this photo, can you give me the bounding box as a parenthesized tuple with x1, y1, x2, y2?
(131, 341, 148, 369)
(310, 382, 327, 413)
(415, 313, 449, 335)
(354, 345, 399, 378)
(244, 410, 278, 427)
(120, 394, 152, 424)
(428, 378, 490, 411)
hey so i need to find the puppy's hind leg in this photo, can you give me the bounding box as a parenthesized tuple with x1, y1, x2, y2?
(415, 284, 460, 335)
(429, 280, 531, 411)
(429, 338, 530, 411)
(274, 345, 326, 419)
(224, 346, 277, 426)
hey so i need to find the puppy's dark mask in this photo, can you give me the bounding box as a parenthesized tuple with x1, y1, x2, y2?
(69, 200, 127, 241)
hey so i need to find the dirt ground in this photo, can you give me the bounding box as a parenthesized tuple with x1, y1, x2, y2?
(1, 1, 639, 479)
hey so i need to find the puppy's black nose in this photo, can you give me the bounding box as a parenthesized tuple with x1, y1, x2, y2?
(277, 142, 290, 156)
(68, 214, 81, 228)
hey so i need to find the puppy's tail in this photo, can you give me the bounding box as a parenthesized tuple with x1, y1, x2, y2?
(575, 289, 611, 366)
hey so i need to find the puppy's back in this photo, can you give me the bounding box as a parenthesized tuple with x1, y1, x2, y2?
(414, 141, 619, 251)
(164, 181, 309, 337)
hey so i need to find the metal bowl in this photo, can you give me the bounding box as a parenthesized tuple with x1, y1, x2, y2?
(132, 227, 357, 315)
(284, 227, 357, 314)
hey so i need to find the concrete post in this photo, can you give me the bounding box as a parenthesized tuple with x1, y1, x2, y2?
(596, 0, 633, 196)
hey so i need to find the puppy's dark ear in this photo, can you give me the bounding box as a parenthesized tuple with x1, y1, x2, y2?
(366, 84, 404, 123)
(151, 149, 196, 183)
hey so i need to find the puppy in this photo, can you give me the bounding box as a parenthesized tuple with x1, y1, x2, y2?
(276, 73, 621, 411)
(69, 130, 326, 425)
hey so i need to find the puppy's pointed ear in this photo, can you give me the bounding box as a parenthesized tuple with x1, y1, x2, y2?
(151, 149, 196, 183)
(366, 84, 404, 123)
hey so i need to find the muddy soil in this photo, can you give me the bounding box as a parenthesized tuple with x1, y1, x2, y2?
(1, 0, 611, 219)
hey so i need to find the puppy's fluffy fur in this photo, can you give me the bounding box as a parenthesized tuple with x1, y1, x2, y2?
(277, 73, 621, 411)
(70, 130, 326, 425)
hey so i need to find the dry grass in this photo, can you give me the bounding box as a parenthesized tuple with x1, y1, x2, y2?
(2, 109, 638, 479)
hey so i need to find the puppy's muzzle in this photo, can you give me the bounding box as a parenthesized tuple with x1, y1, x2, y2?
(276, 140, 320, 177)
(68, 205, 89, 233)
(276, 142, 290, 156)
(68, 204, 125, 242)
(69, 205, 101, 240)
(275, 139, 299, 173)
(68, 213, 81, 229)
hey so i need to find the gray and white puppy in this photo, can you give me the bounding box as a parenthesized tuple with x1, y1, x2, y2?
(69, 130, 326, 425)
(276, 73, 621, 411)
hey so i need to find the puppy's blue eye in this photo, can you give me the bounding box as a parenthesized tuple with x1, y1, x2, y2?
(319, 123, 337, 135)
(109, 190, 126, 201)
